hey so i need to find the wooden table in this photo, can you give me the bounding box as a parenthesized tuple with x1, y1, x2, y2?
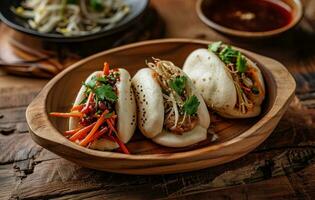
(1, 0, 315, 199)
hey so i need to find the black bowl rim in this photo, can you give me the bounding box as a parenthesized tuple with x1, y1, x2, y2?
(0, 0, 149, 43)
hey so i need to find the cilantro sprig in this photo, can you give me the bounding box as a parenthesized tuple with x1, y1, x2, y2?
(169, 76, 187, 96)
(208, 41, 222, 52)
(83, 75, 118, 103)
(95, 84, 118, 102)
(208, 41, 247, 73)
(183, 95, 200, 115)
(236, 52, 247, 73)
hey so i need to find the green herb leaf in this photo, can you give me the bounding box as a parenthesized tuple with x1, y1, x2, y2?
(219, 46, 239, 64)
(90, 0, 103, 11)
(84, 76, 97, 89)
(169, 76, 187, 95)
(236, 52, 247, 73)
(104, 112, 115, 118)
(183, 95, 200, 115)
(208, 41, 222, 52)
(94, 84, 118, 102)
(79, 97, 87, 105)
(96, 76, 107, 84)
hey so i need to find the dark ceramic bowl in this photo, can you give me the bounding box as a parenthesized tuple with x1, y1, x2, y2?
(0, 0, 149, 43)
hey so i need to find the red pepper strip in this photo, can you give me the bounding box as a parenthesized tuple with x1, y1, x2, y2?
(71, 104, 84, 112)
(103, 62, 110, 76)
(64, 127, 82, 136)
(81, 92, 94, 114)
(103, 134, 115, 142)
(80, 110, 109, 147)
(108, 129, 113, 137)
(106, 119, 117, 134)
(69, 122, 96, 141)
(91, 127, 108, 142)
(50, 112, 83, 118)
(110, 135, 130, 154)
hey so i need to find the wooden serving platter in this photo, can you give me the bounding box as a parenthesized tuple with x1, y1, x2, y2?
(26, 39, 296, 174)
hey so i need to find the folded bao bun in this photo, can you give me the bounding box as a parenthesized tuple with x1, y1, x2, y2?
(183, 48, 265, 118)
(69, 69, 136, 150)
(132, 61, 210, 148)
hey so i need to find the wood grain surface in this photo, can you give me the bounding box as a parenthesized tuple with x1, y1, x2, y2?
(1, 0, 315, 199)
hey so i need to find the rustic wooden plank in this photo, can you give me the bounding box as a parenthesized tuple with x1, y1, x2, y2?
(0, 134, 42, 164)
(10, 145, 315, 200)
(0, 76, 46, 108)
(0, 107, 27, 124)
(0, 164, 16, 200)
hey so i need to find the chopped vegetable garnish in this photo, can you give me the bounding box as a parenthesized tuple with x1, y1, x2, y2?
(81, 92, 94, 114)
(64, 127, 82, 135)
(169, 76, 187, 95)
(208, 41, 222, 52)
(85, 76, 97, 89)
(103, 62, 110, 76)
(90, 0, 104, 11)
(79, 110, 109, 146)
(69, 122, 96, 141)
(49, 112, 83, 118)
(71, 104, 84, 112)
(236, 52, 247, 73)
(110, 135, 130, 154)
(95, 84, 118, 102)
(183, 95, 200, 115)
(219, 46, 239, 64)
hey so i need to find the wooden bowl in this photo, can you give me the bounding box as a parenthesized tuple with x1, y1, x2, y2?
(196, 0, 303, 38)
(26, 39, 296, 174)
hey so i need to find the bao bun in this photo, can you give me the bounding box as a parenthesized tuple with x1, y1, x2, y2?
(132, 68, 210, 147)
(69, 69, 137, 150)
(183, 48, 265, 118)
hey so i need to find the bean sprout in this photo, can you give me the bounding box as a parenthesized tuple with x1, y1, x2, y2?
(12, 0, 130, 36)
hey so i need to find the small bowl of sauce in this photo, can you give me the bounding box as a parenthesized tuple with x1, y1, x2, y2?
(196, 0, 303, 38)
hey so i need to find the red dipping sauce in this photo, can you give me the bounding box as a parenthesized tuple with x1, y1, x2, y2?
(202, 0, 292, 32)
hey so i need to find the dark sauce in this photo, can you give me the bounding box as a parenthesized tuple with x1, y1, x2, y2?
(202, 0, 292, 32)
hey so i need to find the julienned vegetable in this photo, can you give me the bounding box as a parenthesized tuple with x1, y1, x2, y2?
(50, 62, 136, 154)
(12, 0, 130, 36)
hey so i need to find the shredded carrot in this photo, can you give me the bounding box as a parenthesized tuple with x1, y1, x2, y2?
(106, 119, 117, 134)
(110, 135, 130, 154)
(103, 62, 110, 75)
(103, 134, 115, 142)
(64, 127, 82, 135)
(108, 129, 113, 137)
(71, 104, 84, 112)
(79, 110, 109, 147)
(50, 112, 83, 118)
(91, 127, 108, 142)
(81, 92, 94, 114)
(69, 122, 96, 141)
